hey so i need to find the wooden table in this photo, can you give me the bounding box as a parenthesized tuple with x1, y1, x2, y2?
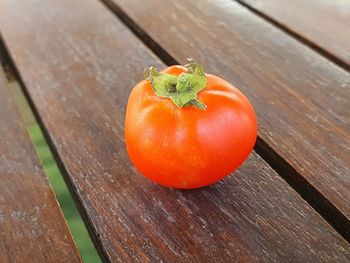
(0, 0, 349, 262)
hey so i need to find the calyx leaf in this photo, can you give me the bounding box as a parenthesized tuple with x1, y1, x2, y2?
(144, 67, 178, 98)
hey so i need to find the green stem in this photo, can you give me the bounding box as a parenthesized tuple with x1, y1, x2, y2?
(145, 59, 207, 109)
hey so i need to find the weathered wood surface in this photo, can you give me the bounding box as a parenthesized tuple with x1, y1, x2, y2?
(0, 69, 81, 262)
(1, 0, 350, 261)
(239, 0, 350, 67)
(106, 0, 350, 224)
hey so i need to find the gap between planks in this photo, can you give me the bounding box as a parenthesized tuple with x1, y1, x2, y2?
(0, 36, 110, 262)
(234, 0, 350, 72)
(100, 0, 350, 243)
(0, 44, 82, 263)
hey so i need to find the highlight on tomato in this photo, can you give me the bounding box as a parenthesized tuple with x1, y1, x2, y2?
(125, 59, 257, 189)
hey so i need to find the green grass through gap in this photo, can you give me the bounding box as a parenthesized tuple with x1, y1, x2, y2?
(8, 80, 101, 263)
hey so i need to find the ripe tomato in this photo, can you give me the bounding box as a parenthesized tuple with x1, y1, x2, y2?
(125, 60, 257, 189)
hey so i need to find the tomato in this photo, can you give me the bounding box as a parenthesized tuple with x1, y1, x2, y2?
(125, 60, 257, 189)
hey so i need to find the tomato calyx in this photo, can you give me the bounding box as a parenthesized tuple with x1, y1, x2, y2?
(144, 59, 207, 109)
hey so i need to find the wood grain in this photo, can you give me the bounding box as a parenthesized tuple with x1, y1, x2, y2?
(0, 0, 350, 261)
(105, 0, 350, 225)
(239, 0, 350, 68)
(0, 69, 81, 262)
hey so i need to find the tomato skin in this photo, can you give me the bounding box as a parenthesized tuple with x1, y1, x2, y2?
(125, 65, 257, 189)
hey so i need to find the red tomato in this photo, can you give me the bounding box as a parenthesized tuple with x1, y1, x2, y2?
(125, 61, 257, 189)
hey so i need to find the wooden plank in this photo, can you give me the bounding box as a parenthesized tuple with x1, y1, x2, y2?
(239, 0, 350, 68)
(104, 0, 350, 226)
(0, 0, 349, 261)
(0, 70, 81, 262)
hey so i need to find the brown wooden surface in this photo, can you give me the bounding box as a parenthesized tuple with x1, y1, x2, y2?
(105, 0, 350, 224)
(0, 70, 81, 262)
(239, 0, 350, 67)
(1, 0, 350, 261)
